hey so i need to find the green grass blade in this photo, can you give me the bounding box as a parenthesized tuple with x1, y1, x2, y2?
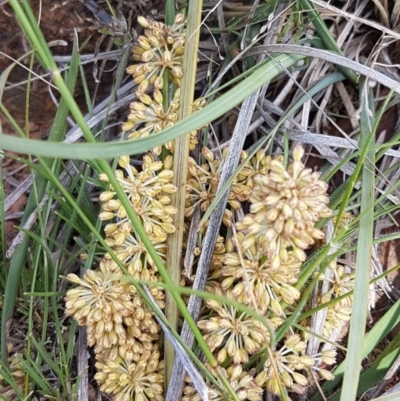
(0, 54, 305, 159)
(165, 0, 175, 25)
(29, 335, 67, 392)
(297, 0, 357, 83)
(356, 333, 400, 398)
(15, 354, 54, 396)
(0, 33, 80, 366)
(328, 332, 400, 401)
(311, 298, 400, 400)
(0, 140, 5, 282)
(339, 83, 375, 401)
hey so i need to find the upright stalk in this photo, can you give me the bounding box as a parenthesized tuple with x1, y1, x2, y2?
(164, 0, 203, 386)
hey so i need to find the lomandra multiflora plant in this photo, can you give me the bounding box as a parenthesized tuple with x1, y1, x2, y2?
(64, 14, 353, 401)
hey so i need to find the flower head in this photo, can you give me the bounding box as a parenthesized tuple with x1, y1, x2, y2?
(123, 89, 179, 140)
(65, 264, 135, 351)
(185, 148, 252, 226)
(122, 90, 204, 153)
(127, 14, 186, 89)
(256, 334, 312, 395)
(221, 233, 301, 314)
(95, 344, 164, 401)
(237, 146, 331, 266)
(104, 229, 167, 274)
(99, 153, 177, 242)
(197, 287, 272, 364)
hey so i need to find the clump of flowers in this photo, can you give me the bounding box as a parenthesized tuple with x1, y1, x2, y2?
(195, 146, 340, 397)
(237, 146, 332, 268)
(95, 343, 164, 401)
(64, 7, 343, 397)
(197, 286, 273, 365)
(123, 13, 207, 153)
(123, 88, 179, 141)
(122, 88, 205, 153)
(127, 14, 186, 89)
(185, 147, 273, 229)
(65, 149, 174, 400)
(99, 153, 177, 243)
(318, 261, 355, 339)
(182, 364, 263, 401)
(256, 334, 313, 395)
(220, 233, 301, 314)
(65, 264, 134, 351)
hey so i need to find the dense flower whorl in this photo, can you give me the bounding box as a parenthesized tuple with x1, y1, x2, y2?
(122, 89, 204, 153)
(65, 265, 134, 350)
(65, 261, 161, 354)
(197, 287, 272, 365)
(256, 334, 312, 395)
(237, 146, 331, 265)
(127, 14, 186, 89)
(220, 233, 301, 314)
(95, 344, 164, 401)
(99, 153, 177, 243)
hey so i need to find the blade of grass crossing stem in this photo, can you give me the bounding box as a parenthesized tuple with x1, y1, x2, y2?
(339, 83, 375, 401)
(0, 54, 305, 159)
(165, 0, 203, 386)
(98, 164, 243, 399)
(297, 0, 357, 83)
(0, 35, 80, 366)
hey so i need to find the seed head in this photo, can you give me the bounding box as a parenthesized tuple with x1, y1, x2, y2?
(95, 344, 164, 401)
(238, 146, 331, 266)
(198, 288, 271, 364)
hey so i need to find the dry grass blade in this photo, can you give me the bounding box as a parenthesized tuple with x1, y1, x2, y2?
(313, 0, 400, 39)
(248, 45, 400, 93)
(77, 327, 88, 401)
(144, 287, 209, 401)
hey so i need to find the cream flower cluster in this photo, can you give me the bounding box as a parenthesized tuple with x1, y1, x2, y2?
(64, 10, 348, 400)
(65, 151, 173, 400)
(193, 147, 341, 398)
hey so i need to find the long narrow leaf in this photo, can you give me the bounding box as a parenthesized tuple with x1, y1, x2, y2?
(339, 83, 375, 401)
(0, 54, 304, 159)
(0, 35, 80, 365)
